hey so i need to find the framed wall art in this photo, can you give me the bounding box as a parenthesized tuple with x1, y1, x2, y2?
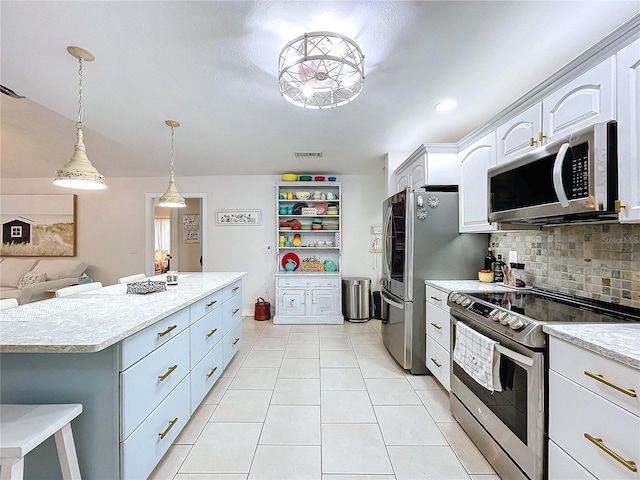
(0, 194, 77, 256)
(215, 209, 261, 226)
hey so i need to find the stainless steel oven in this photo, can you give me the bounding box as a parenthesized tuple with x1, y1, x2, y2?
(448, 288, 640, 480)
(450, 310, 545, 480)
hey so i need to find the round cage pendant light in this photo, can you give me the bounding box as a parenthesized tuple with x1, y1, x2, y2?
(158, 120, 186, 208)
(278, 31, 365, 109)
(54, 46, 106, 190)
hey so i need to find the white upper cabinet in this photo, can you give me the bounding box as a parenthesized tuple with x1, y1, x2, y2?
(458, 131, 497, 233)
(392, 144, 459, 195)
(496, 57, 615, 164)
(542, 57, 615, 141)
(616, 38, 640, 223)
(496, 104, 542, 164)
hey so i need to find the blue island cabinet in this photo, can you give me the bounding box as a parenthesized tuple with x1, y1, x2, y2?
(0, 274, 244, 480)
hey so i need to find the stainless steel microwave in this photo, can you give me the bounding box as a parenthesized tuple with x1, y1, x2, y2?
(488, 121, 618, 225)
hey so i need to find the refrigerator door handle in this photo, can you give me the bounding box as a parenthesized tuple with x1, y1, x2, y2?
(381, 292, 404, 309)
(381, 205, 393, 283)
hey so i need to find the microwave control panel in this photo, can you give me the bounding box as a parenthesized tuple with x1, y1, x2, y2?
(568, 142, 589, 199)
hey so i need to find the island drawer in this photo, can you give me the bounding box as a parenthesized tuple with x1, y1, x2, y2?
(550, 339, 640, 416)
(121, 329, 189, 439)
(121, 375, 190, 480)
(191, 341, 223, 413)
(223, 319, 242, 367)
(223, 293, 243, 334)
(223, 280, 242, 301)
(190, 289, 223, 324)
(121, 307, 190, 370)
(190, 306, 223, 368)
(277, 277, 341, 288)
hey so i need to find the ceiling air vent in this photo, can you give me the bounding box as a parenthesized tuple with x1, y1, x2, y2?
(294, 152, 323, 158)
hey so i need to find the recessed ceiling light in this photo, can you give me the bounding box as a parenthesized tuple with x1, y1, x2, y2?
(434, 99, 458, 112)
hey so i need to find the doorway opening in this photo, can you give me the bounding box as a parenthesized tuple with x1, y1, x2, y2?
(145, 193, 207, 276)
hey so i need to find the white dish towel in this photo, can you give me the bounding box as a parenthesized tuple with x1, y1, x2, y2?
(453, 322, 502, 392)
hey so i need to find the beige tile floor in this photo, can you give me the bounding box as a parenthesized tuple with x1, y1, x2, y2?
(149, 317, 500, 480)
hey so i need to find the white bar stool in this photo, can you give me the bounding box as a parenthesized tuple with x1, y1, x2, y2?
(0, 404, 83, 480)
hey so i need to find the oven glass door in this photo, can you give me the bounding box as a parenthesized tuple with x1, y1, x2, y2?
(452, 349, 528, 443)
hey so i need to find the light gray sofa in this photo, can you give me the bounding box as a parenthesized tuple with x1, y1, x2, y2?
(0, 258, 88, 305)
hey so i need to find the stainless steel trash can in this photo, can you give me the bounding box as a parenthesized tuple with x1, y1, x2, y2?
(342, 277, 371, 322)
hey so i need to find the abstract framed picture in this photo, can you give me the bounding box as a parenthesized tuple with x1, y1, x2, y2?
(215, 209, 261, 226)
(0, 194, 77, 256)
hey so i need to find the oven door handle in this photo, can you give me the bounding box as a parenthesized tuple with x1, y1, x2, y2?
(381, 292, 404, 309)
(495, 344, 534, 367)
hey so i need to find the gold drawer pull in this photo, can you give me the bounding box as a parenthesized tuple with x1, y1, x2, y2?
(206, 366, 218, 379)
(430, 357, 442, 368)
(158, 418, 178, 440)
(158, 325, 177, 337)
(430, 322, 442, 330)
(206, 300, 218, 308)
(584, 371, 637, 397)
(206, 328, 218, 338)
(232, 286, 240, 292)
(430, 296, 442, 302)
(232, 337, 240, 346)
(232, 308, 240, 315)
(158, 365, 178, 382)
(584, 433, 637, 472)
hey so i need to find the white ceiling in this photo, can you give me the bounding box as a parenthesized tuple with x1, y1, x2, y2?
(1, 1, 638, 179)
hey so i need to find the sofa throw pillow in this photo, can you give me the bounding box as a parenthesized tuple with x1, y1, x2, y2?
(0, 258, 38, 288)
(18, 272, 47, 289)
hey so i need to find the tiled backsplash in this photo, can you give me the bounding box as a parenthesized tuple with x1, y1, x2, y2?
(490, 223, 640, 308)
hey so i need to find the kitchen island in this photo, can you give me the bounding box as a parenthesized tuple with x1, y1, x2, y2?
(0, 272, 246, 480)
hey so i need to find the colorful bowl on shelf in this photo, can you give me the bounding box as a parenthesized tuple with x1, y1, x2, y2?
(328, 176, 337, 181)
(282, 173, 297, 181)
(314, 176, 325, 181)
(298, 175, 312, 181)
(295, 191, 311, 200)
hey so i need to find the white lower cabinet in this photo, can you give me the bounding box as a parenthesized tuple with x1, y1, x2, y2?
(425, 284, 451, 391)
(119, 280, 242, 479)
(274, 275, 343, 324)
(548, 338, 640, 479)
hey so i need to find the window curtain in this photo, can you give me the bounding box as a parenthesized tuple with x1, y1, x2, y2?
(155, 218, 171, 252)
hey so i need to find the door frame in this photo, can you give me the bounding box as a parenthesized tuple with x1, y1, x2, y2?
(145, 193, 208, 276)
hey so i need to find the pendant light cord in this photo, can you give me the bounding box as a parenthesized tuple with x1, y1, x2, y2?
(76, 57, 84, 130)
(170, 125, 176, 175)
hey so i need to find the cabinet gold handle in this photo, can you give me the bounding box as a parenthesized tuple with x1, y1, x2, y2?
(158, 325, 177, 337)
(232, 286, 240, 292)
(206, 366, 218, 379)
(584, 433, 637, 472)
(430, 357, 442, 368)
(158, 418, 178, 440)
(232, 337, 240, 345)
(206, 300, 217, 308)
(232, 308, 240, 315)
(529, 137, 536, 147)
(615, 200, 625, 213)
(158, 365, 178, 382)
(584, 371, 637, 397)
(206, 328, 218, 338)
(430, 296, 442, 302)
(538, 131, 547, 142)
(430, 322, 442, 330)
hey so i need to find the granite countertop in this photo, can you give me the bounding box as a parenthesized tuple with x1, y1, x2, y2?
(544, 324, 640, 371)
(424, 279, 523, 294)
(0, 272, 246, 354)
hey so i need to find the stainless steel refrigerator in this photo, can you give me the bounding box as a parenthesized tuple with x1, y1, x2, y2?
(381, 187, 488, 374)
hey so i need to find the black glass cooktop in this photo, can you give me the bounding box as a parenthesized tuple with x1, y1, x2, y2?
(466, 287, 640, 324)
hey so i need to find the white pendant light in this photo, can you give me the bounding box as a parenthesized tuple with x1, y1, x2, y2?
(278, 32, 365, 109)
(158, 120, 186, 208)
(54, 46, 106, 190)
